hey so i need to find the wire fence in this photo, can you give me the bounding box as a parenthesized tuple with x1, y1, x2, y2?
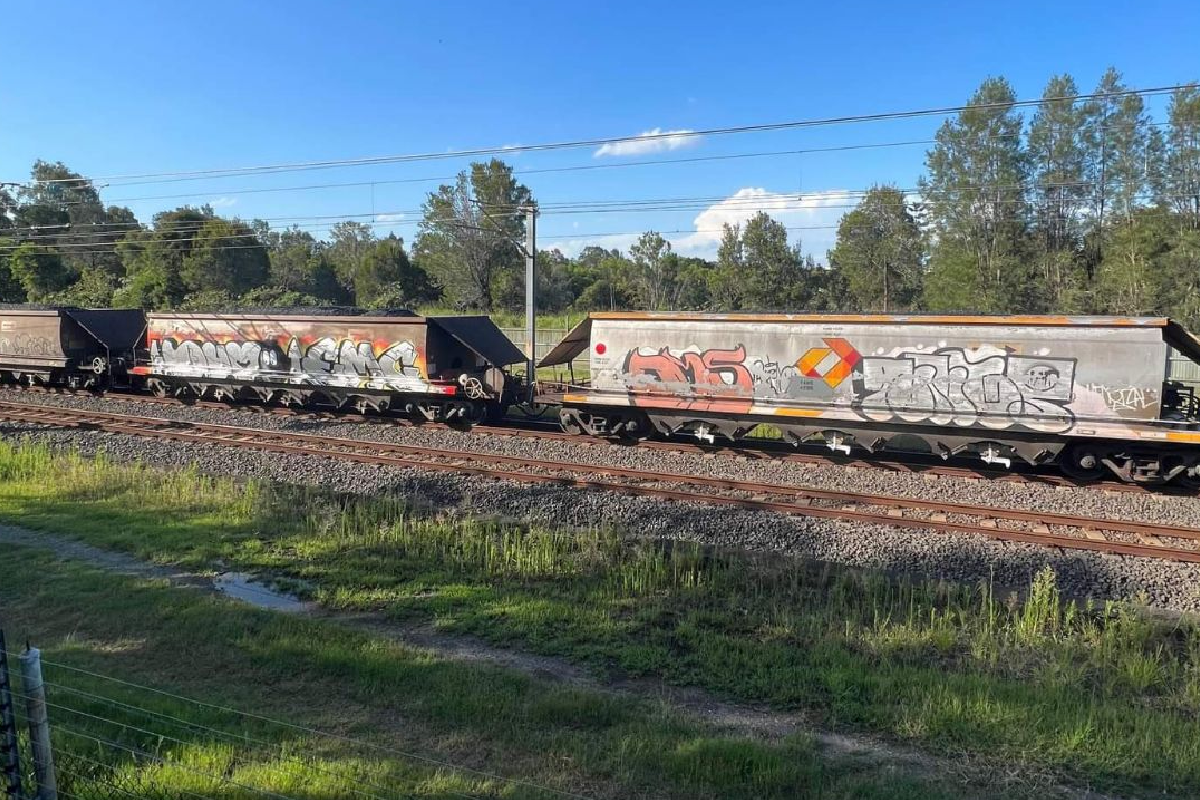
(0, 637, 590, 800)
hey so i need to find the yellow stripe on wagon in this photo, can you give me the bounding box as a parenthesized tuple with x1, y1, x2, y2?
(768, 407, 824, 418)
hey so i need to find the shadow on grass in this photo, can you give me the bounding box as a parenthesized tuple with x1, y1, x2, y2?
(1, 545, 958, 800)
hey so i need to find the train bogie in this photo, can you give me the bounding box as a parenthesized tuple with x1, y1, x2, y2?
(541, 313, 1200, 484)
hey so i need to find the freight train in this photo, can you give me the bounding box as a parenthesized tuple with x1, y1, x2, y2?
(0, 306, 526, 424)
(5, 305, 1200, 486)
(539, 312, 1200, 486)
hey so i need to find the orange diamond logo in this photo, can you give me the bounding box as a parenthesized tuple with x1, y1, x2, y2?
(795, 338, 861, 388)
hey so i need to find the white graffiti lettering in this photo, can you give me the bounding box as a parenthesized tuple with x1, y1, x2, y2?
(152, 336, 424, 391)
(855, 347, 1077, 433)
(1084, 383, 1159, 413)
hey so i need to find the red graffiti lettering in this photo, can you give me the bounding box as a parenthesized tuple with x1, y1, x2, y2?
(624, 345, 754, 412)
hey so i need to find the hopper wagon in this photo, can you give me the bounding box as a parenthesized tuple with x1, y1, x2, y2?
(133, 310, 527, 422)
(0, 307, 146, 389)
(540, 312, 1200, 485)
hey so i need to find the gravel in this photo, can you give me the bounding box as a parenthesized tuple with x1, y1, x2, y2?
(4, 396, 1200, 612)
(7, 388, 1200, 527)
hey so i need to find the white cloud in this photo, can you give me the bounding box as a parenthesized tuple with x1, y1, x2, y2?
(594, 128, 698, 158)
(545, 232, 643, 258)
(208, 197, 237, 208)
(672, 187, 851, 262)
(374, 212, 406, 223)
(548, 187, 855, 263)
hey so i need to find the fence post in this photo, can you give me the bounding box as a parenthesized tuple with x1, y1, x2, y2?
(18, 648, 55, 800)
(0, 631, 22, 800)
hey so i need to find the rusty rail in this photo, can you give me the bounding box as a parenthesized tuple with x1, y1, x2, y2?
(0, 399, 1197, 564)
(0, 385, 1159, 493)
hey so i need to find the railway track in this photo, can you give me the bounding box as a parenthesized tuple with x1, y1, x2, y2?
(1, 398, 1198, 564)
(0, 385, 1163, 494)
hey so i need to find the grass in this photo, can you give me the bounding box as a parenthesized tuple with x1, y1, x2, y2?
(3, 547, 891, 800)
(1, 442, 1200, 797)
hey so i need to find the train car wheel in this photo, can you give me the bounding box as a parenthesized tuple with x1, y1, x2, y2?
(1176, 470, 1200, 491)
(559, 408, 584, 435)
(1060, 444, 1105, 481)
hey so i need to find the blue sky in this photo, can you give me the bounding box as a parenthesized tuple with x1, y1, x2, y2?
(2, 0, 1197, 261)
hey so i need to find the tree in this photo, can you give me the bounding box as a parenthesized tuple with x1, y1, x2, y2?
(1082, 68, 1157, 271)
(8, 242, 70, 301)
(1165, 85, 1200, 229)
(15, 161, 130, 279)
(712, 223, 746, 308)
(0, 238, 27, 301)
(354, 235, 434, 308)
(1027, 75, 1089, 310)
(629, 231, 676, 309)
(921, 77, 1032, 312)
(741, 212, 805, 309)
(828, 186, 924, 311)
(570, 247, 635, 310)
(180, 218, 270, 298)
(712, 212, 806, 310)
(535, 249, 578, 312)
(116, 207, 210, 308)
(264, 226, 348, 303)
(49, 266, 119, 307)
(414, 159, 532, 310)
(1158, 227, 1200, 326)
(326, 221, 376, 296)
(0, 188, 15, 233)
(1094, 208, 1171, 315)
(673, 256, 716, 310)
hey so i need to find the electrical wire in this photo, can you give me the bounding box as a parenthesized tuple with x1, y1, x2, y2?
(8, 82, 1192, 188)
(0, 183, 1182, 251)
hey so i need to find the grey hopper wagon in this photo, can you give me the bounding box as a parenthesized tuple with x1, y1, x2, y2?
(540, 312, 1200, 485)
(0, 307, 145, 389)
(137, 311, 526, 423)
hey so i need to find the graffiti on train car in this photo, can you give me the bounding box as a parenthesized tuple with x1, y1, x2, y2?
(855, 346, 1077, 432)
(0, 334, 56, 357)
(623, 345, 756, 411)
(149, 333, 424, 388)
(1083, 383, 1159, 413)
(618, 338, 1094, 431)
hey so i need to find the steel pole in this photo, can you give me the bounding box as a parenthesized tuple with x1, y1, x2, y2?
(524, 206, 537, 403)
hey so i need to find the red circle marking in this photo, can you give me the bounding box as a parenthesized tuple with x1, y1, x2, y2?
(595, 343, 607, 355)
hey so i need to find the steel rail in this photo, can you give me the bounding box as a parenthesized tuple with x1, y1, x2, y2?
(0, 384, 1156, 493)
(0, 399, 1197, 563)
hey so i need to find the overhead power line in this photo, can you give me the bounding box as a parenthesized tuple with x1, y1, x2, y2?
(8, 82, 1194, 188)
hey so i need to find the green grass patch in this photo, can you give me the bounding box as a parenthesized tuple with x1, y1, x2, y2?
(0, 547, 968, 800)
(1, 441, 1199, 796)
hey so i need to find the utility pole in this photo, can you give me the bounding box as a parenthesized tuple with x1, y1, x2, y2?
(18, 647, 56, 800)
(0, 631, 22, 800)
(523, 205, 537, 403)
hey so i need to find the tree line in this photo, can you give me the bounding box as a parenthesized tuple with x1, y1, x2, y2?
(0, 68, 1196, 324)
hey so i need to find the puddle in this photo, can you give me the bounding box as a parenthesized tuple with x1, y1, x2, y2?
(212, 572, 314, 613)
